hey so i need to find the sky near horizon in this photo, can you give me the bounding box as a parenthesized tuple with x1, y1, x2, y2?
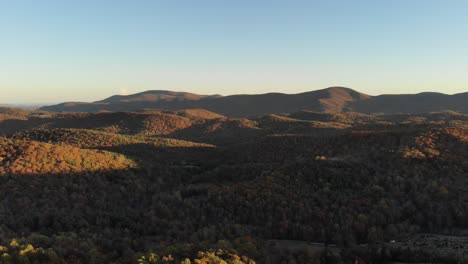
(1, 0, 467, 104)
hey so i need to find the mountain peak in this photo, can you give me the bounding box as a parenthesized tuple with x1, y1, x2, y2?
(313, 87, 371, 112)
(320, 86, 370, 97)
(99, 90, 220, 103)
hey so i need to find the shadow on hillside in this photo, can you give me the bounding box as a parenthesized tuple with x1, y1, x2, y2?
(0, 118, 48, 135)
(0, 166, 201, 245)
(0, 115, 95, 135)
(166, 118, 265, 145)
(0, 157, 266, 245)
(165, 118, 354, 146)
(96, 143, 221, 167)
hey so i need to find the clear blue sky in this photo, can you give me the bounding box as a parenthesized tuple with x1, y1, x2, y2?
(1, 0, 467, 104)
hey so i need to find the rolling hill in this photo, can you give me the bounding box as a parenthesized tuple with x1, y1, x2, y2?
(9, 128, 213, 149)
(0, 137, 136, 175)
(40, 87, 468, 116)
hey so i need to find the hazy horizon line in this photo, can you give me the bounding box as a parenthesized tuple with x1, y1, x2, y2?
(2, 86, 467, 106)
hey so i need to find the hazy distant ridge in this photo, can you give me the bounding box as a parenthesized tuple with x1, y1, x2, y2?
(40, 87, 468, 116)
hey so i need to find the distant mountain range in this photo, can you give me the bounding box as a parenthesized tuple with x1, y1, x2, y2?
(40, 87, 468, 117)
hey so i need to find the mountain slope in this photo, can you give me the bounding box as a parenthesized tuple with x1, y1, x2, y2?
(40, 87, 370, 116)
(0, 137, 136, 175)
(9, 128, 213, 149)
(40, 87, 468, 116)
(99, 90, 221, 103)
(353, 91, 468, 114)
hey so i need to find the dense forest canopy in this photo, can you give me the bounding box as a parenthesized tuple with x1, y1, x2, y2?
(0, 107, 467, 263)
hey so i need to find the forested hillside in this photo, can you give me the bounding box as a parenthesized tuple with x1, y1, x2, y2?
(0, 108, 467, 263)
